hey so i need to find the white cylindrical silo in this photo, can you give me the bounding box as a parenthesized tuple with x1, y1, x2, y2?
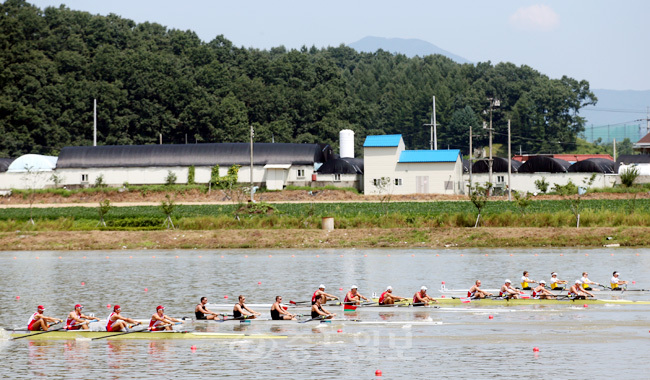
(339, 129, 355, 158)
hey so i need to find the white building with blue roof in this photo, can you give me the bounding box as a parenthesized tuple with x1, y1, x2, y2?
(363, 134, 463, 195)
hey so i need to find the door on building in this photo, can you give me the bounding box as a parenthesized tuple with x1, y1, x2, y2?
(416, 176, 429, 193)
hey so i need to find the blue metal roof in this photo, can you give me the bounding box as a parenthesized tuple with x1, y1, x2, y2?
(399, 150, 460, 163)
(363, 135, 402, 147)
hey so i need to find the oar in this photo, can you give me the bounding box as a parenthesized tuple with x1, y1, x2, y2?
(11, 321, 64, 340)
(91, 323, 148, 341)
(289, 300, 312, 305)
(299, 315, 327, 324)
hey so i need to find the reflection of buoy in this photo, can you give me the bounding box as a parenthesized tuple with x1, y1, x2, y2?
(375, 370, 382, 376)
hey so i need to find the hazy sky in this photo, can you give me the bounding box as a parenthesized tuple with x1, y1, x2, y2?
(26, 0, 650, 91)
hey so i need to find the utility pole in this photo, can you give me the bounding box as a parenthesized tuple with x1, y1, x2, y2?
(487, 97, 500, 195)
(424, 95, 437, 150)
(507, 119, 512, 201)
(469, 125, 473, 195)
(93, 98, 97, 147)
(250, 125, 255, 203)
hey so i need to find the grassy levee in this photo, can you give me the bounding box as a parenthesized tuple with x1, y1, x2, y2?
(1, 199, 650, 230)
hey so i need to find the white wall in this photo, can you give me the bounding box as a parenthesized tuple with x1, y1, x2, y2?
(0, 171, 54, 190)
(466, 172, 619, 193)
(363, 142, 404, 195)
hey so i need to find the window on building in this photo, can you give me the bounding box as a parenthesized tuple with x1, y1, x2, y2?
(81, 174, 89, 183)
(497, 175, 505, 183)
(334, 174, 341, 182)
(394, 178, 402, 186)
(297, 169, 305, 179)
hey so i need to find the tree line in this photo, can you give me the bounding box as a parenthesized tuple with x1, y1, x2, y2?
(1, 0, 597, 159)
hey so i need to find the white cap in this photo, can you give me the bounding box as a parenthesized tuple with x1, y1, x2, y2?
(540, 280, 546, 284)
(351, 285, 358, 289)
(420, 286, 427, 291)
(386, 286, 393, 290)
(319, 284, 326, 289)
(505, 279, 511, 284)
(613, 272, 619, 276)
(575, 280, 582, 284)
(551, 272, 557, 276)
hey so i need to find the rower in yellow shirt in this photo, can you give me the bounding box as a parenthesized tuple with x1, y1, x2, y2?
(520, 271, 537, 290)
(610, 271, 629, 291)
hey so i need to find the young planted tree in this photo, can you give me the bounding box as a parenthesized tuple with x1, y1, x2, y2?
(512, 190, 532, 214)
(373, 177, 392, 215)
(160, 194, 176, 229)
(620, 166, 639, 188)
(469, 182, 492, 227)
(97, 199, 111, 227)
(20, 165, 44, 225)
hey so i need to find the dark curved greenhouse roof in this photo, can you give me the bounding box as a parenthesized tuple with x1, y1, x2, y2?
(617, 154, 650, 164)
(517, 156, 571, 173)
(471, 157, 522, 173)
(462, 159, 471, 173)
(568, 158, 617, 173)
(316, 157, 364, 174)
(0, 158, 15, 172)
(56, 143, 332, 169)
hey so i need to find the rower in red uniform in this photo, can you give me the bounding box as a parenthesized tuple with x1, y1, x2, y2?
(568, 280, 594, 299)
(467, 280, 492, 299)
(149, 305, 181, 331)
(344, 285, 369, 305)
(378, 286, 406, 305)
(106, 305, 141, 332)
(531, 280, 555, 299)
(311, 284, 339, 305)
(413, 286, 437, 305)
(27, 305, 62, 331)
(499, 279, 521, 299)
(66, 304, 99, 330)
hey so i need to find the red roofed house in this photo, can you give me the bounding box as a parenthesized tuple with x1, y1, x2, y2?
(633, 132, 650, 154)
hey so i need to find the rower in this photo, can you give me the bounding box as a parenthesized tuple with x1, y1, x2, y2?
(271, 296, 296, 320)
(106, 305, 141, 332)
(413, 286, 436, 305)
(569, 280, 594, 299)
(66, 304, 99, 330)
(344, 285, 369, 305)
(550, 272, 567, 290)
(195, 296, 221, 320)
(27, 305, 62, 331)
(311, 297, 336, 320)
(499, 279, 521, 299)
(150, 305, 181, 331)
(532, 280, 555, 299)
(468, 280, 493, 299)
(610, 271, 629, 291)
(580, 272, 599, 291)
(311, 284, 339, 305)
(520, 271, 537, 290)
(378, 286, 406, 305)
(233, 295, 261, 319)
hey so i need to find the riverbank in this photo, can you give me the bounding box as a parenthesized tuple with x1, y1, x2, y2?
(1, 227, 645, 251)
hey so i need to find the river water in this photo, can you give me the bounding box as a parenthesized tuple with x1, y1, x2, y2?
(1, 247, 648, 379)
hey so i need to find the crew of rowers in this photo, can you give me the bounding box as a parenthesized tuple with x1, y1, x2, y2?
(466, 270, 629, 300)
(26, 271, 631, 330)
(27, 304, 181, 332)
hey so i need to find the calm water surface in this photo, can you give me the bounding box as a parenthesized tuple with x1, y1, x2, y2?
(0, 247, 648, 379)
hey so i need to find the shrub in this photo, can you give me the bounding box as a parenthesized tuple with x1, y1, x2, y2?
(165, 171, 177, 186)
(620, 166, 639, 188)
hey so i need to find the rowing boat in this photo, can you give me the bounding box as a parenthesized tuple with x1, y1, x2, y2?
(369, 297, 650, 306)
(438, 287, 649, 297)
(185, 318, 442, 325)
(8, 330, 287, 340)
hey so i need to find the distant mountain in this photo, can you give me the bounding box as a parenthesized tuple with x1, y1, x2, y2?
(581, 89, 650, 143)
(347, 36, 470, 64)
